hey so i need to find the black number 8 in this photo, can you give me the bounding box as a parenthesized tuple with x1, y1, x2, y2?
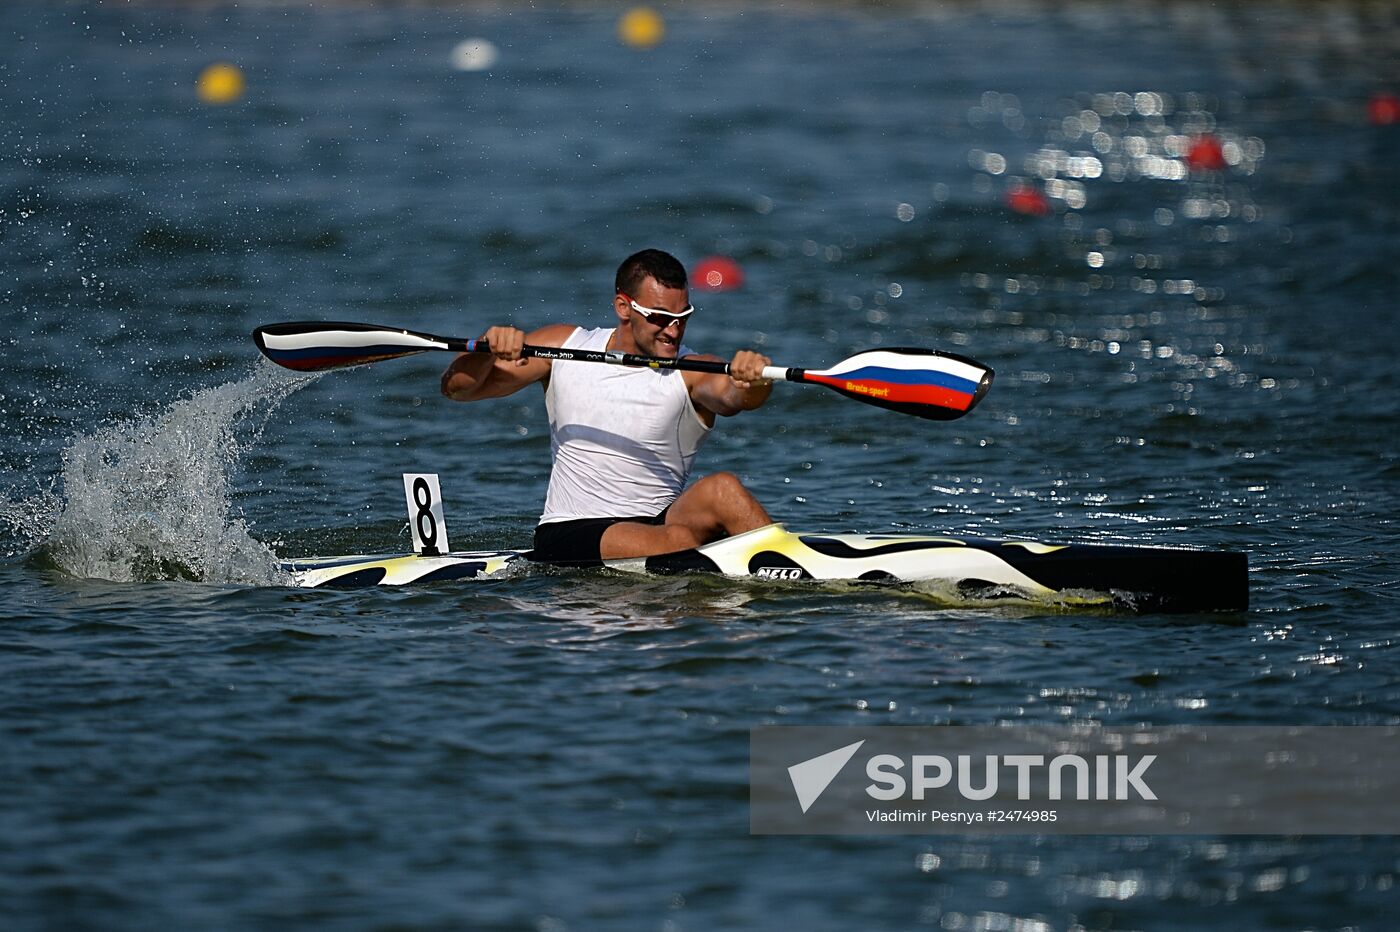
(412, 477, 437, 549)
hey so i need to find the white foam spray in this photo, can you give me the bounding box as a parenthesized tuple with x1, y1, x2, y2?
(1, 361, 316, 585)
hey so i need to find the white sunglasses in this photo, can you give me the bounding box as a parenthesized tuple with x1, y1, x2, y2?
(620, 293, 695, 326)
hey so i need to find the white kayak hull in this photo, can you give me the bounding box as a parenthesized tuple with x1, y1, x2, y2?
(281, 524, 1248, 613)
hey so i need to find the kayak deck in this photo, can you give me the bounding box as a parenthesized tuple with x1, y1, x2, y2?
(281, 524, 1248, 613)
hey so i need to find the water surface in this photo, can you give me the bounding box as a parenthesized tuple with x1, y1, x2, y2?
(3, 2, 1399, 928)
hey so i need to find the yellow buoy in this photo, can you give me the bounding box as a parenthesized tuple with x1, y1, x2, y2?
(197, 63, 245, 105)
(619, 7, 665, 49)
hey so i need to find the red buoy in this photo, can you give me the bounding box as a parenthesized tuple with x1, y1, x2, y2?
(693, 256, 744, 291)
(1185, 135, 1228, 172)
(1368, 92, 1400, 126)
(1006, 183, 1050, 217)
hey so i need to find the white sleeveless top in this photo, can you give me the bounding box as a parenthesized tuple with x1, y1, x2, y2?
(539, 327, 712, 525)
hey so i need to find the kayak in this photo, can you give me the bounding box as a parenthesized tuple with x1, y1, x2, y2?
(281, 523, 1248, 612)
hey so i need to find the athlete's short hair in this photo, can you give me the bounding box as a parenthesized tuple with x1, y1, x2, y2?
(615, 249, 687, 296)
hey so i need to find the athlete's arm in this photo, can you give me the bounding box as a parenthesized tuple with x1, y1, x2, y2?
(686, 349, 774, 417)
(441, 323, 577, 402)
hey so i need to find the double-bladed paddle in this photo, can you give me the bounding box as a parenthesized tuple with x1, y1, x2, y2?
(252, 321, 993, 421)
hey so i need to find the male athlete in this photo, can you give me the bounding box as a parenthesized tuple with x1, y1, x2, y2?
(441, 249, 774, 563)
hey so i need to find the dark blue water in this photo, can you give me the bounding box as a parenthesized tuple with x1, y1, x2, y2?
(3, 1, 1399, 928)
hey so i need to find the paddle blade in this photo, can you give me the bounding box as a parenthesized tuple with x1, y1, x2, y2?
(799, 348, 993, 420)
(253, 322, 453, 372)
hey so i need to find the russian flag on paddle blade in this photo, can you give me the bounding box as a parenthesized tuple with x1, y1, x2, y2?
(803, 350, 988, 412)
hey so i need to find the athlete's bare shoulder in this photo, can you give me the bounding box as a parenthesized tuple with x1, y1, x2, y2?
(526, 323, 582, 348)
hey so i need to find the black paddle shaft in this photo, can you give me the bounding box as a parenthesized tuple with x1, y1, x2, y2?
(484, 340, 803, 382)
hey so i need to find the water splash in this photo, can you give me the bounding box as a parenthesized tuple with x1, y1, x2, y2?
(1, 361, 316, 585)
